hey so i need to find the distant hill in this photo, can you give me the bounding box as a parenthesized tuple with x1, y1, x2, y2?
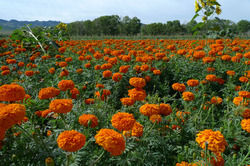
(0, 19, 60, 31)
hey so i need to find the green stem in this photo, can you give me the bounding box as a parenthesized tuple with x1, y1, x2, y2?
(17, 125, 50, 154)
(237, 146, 250, 166)
(90, 150, 105, 166)
(66, 153, 71, 166)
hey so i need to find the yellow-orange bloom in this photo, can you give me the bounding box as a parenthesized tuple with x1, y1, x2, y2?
(239, 76, 248, 83)
(0, 104, 26, 129)
(38, 87, 60, 99)
(139, 104, 159, 117)
(159, 103, 172, 116)
(242, 108, 250, 119)
(131, 121, 144, 137)
(238, 91, 250, 98)
(57, 130, 86, 152)
(102, 70, 112, 78)
(58, 80, 75, 91)
(233, 96, 248, 106)
(128, 88, 146, 101)
(226, 70, 235, 76)
(79, 114, 98, 128)
(206, 75, 217, 82)
(0, 84, 25, 102)
(120, 97, 135, 106)
(111, 112, 135, 131)
(129, 77, 146, 88)
(211, 96, 223, 105)
(112, 73, 123, 82)
(182, 92, 195, 101)
(176, 161, 198, 166)
(187, 79, 199, 87)
(149, 114, 162, 123)
(196, 129, 228, 153)
(95, 129, 125, 156)
(49, 99, 73, 113)
(172, 83, 186, 92)
(241, 119, 250, 133)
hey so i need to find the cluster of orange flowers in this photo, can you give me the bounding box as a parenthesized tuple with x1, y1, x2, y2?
(196, 129, 228, 166)
(0, 84, 27, 144)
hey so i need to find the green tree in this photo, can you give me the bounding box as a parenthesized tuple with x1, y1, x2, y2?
(93, 15, 121, 35)
(237, 20, 250, 33)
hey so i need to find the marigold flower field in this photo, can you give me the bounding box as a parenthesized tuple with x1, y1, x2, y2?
(0, 38, 249, 165)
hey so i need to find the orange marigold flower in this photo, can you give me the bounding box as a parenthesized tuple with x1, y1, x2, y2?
(102, 70, 112, 78)
(176, 161, 198, 166)
(129, 77, 146, 88)
(182, 92, 195, 101)
(119, 65, 130, 73)
(70, 88, 80, 99)
(76, 68, 83, 73)
(153, 69, 161, 75)
(38, 87, 60, 99)
(211, 96, 223, 105)
(49, 99, 73, 113)
(196, 129, 228, 153)
(226, 70, 235, 76)
(193, 51, 206, 59)
(128, 88, 146, 101)
(47, 130, 52, 136)
(149, 114, 162, 123)
(0, 104, 26, 129)
(79, 114, 98, 128)
(120, 97, 135, 106)
(233, 96, 246, 106)
(159, 103, 172, 116)
(176, 111, 190, 122)
(206, 74, 217, 82)
(1, 70, 10, 76)
(139, 104, 159, 117)
(96, 83, 104, 89)
(0, 84, 25, 102)
(187, 79, 199, 87)
(94, 129, 125, 156)
(49, 67, 55, 74)
(172, 83, 186, 92)
(25, 70, 34, 77)
(242, 108, 250, 119)
(57, 130, 86, 152)
(84, 98, 95, 105)
(210, 153, 225, 166)
(241, 119, 250, 133)
(111, 112, 135, 131)
(140, 64, 149, 71)
(41, 109, 53, 118)
(235, 86, 241, 91)
(144, 75, 151, 82)
(59, 69, 69, 77)
(207, 67, 215, 72)
(59, 61, 67, 67)
(58, 80, 75, 91)
(84, 63, 91, 68)
(131, 121, 144, 137)
(112, 73, 123, 82)
(238, 91, 250, 98)
(221, 55, 231, 61)
(239, 76, 248, 83)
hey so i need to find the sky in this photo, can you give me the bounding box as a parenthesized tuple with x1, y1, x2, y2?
(0, 0, 249, 24)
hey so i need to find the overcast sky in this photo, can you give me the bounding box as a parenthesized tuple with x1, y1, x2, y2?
(0, 0, 249, 24)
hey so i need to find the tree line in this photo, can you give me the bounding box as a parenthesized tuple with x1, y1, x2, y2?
(67, 15, 250, 36)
